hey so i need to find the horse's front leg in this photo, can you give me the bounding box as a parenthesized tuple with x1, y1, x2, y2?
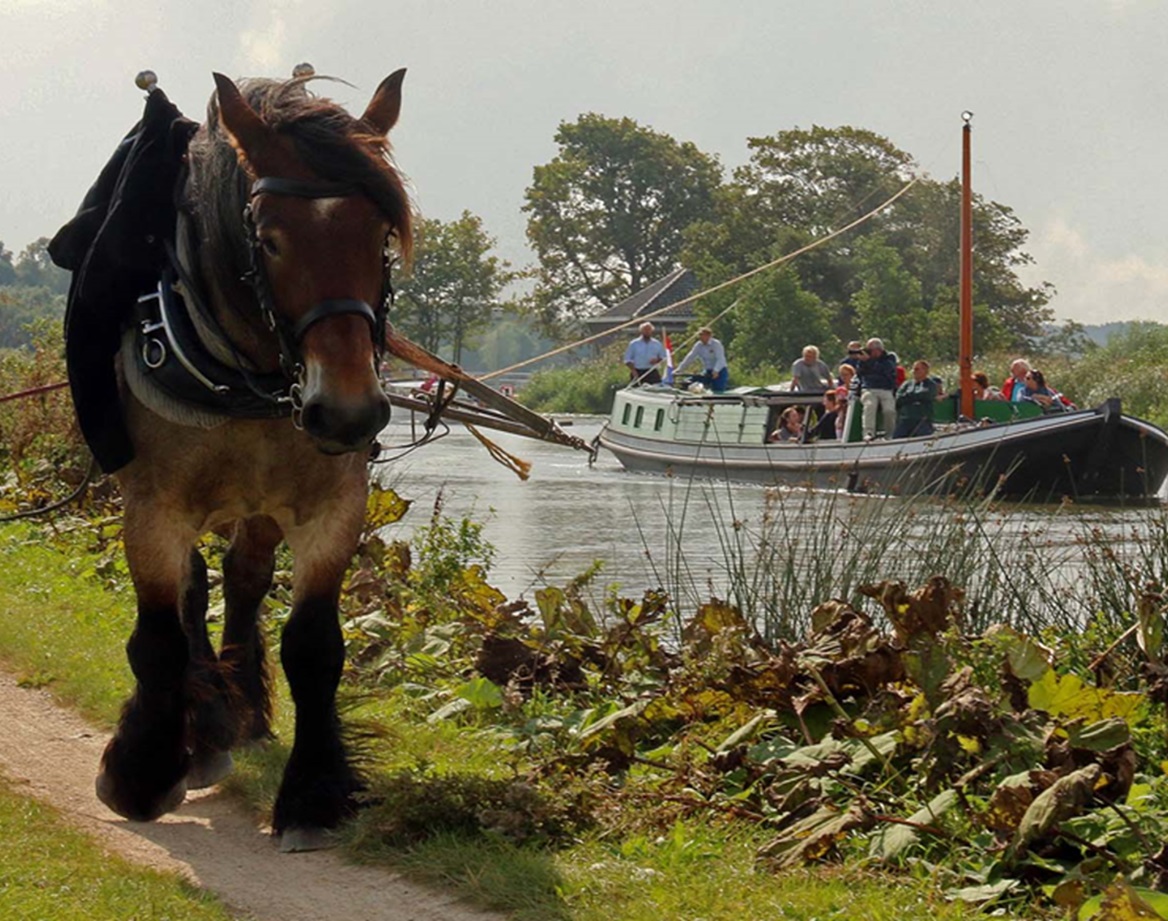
(96, 509, 197, 821)
(273, 502, 365, 852)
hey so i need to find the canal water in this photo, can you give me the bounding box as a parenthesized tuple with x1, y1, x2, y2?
(373, 414, 1167, 620)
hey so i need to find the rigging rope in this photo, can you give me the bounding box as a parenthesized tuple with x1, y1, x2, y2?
(478, 175, 920, 383)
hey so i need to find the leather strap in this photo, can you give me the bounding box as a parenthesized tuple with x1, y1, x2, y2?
(292, 298, 377, 341)
(250, 177, 359, 199)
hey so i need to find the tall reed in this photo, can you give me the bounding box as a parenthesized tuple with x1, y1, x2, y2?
(646, 475, 1168, 642)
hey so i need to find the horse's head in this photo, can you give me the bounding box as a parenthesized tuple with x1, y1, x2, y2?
(208, 71, 413, 455)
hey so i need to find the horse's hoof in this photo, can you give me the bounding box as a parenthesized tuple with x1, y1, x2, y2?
(95, 772, 187, 821)
(186, 750, 234, 790)
(278, 826, 338, 853)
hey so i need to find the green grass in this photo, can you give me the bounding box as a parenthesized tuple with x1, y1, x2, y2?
(0, 776, 233, 921)
(0, 528, 132, 724)
(0, 526, 992, 921)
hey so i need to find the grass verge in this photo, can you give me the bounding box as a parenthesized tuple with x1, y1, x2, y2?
(0, 524, 992, 921)
(0, 775, 232, 921)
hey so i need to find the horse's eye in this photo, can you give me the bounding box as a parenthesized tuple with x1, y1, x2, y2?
(261, 237, 280, 258)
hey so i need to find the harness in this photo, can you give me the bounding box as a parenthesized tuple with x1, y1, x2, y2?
(133, 175, 395, 422)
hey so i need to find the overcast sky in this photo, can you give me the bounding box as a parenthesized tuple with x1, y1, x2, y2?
(3, 0, 1166, 326)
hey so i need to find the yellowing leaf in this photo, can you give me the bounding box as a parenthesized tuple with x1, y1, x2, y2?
(1028, 669, 1146, 726)
(956, 734, 982, 754)
(365, 484, 412, 530)
(1077, 878, 1168, 919)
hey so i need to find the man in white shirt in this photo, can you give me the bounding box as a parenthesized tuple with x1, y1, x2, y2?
(623, 322, 667, 385)
(675, 326, 729, 392)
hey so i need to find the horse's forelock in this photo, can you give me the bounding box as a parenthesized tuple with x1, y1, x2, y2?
(195, 77, 412, 265)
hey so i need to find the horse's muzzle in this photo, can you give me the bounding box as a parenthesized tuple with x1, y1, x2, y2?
(301, 390, 391, 454)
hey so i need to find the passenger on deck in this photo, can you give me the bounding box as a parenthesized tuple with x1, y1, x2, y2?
(857, 337, 899, 440)
(1000, 358, 1031, 402)
(836, 363, 857, 401)
(768, 406, 805, 443)
(840, 341, 864, 370)
(675, 326, 729, 392)
(807, 391, 842, 441)
(893, 359, 940, 438)
(1019, 369, 1068, 412)
(791, 345, 833, 392)
(971, 371, 1003, 401)
(623, 322, 667, 385)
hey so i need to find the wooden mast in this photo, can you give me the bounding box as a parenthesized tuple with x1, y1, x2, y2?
(959, 111, 974, 420)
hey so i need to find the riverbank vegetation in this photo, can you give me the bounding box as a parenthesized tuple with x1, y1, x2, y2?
(2, 323, 1168, 918)
(6, 479, 1168, 918)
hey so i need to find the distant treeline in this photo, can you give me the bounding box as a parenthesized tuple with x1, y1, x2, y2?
(0, 237, 68, 349)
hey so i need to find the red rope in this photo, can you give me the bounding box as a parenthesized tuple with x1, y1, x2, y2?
(0, 381, 69, 404)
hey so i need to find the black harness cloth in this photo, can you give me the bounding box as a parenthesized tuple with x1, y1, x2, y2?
(48, 89, 198, 473)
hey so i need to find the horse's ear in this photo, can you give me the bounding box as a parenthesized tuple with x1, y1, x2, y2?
(212, 73, 275, 167)
(361, 68, 406, 135)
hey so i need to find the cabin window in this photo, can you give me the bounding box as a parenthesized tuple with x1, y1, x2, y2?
(654, 408, 665, 431)
(622, 403, 631, 425)
(634, 406, 644, 428)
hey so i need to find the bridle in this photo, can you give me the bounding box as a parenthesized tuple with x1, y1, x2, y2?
(241, 176, 394, 389)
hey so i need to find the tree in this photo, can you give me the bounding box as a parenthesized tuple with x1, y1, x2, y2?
(13, 238, 69, 295)
(395, 212, 515, 364)
(683, 126, 1053, 359)
(0, 242, 15, 287)
(0, 286, 66, 348)
(731, 266, 835, 373)
(850, 235, 930, 360)
(524, 114, 722, 332)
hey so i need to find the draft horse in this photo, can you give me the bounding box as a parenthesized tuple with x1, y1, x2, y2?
(96, 71, 412, 851)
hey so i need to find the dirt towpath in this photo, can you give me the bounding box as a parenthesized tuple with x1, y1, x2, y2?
(0, 670, 501, 921)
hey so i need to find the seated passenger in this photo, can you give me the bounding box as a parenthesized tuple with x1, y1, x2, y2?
(768, 406, 805, 443)
(807, 391, 841, 441)
(1001, 358, 1031, 402)
(791, 345, 833, 392)
(836, 363, 857, 401)
(971, 371, 1003, 401)
(893, 359, 940, 438)
(1020, 369, 1068, 412)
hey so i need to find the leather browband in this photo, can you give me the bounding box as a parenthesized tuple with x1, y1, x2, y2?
(250, 177, 360, 199)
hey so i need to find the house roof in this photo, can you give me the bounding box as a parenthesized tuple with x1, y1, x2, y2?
(582, 267, 699, 329)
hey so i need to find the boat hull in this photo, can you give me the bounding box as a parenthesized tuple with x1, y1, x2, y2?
(598, 391, 1168, 501)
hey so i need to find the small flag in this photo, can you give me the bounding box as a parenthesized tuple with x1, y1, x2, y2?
(664, 331, 674, 386)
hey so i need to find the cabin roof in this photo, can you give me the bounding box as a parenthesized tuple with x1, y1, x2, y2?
(582, 267, 699, 330)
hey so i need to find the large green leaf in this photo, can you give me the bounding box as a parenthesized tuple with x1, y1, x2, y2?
(869, 788, 958, 861)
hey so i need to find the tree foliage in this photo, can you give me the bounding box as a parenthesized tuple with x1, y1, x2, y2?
(524, 114, 722, 332)
(0, 237, 69, 350)
(682, 126, 1053, 371)
(732, 266, 835, 372)
(10, 238, 69, 295)
(0, 287, 65, 350)
(395, 212, 516, 363)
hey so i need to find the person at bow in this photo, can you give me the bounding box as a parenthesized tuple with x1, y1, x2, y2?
(623, 322, 667, 385)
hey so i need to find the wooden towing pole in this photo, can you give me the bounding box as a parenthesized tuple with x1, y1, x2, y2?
(381, 328, 596, 459)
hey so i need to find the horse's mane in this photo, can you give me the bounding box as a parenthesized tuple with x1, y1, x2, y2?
(186, 76, 413, 286)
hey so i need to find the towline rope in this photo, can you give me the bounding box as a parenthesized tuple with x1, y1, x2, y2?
(0, 381, 69, 404)
(478, 174, 920, 383)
